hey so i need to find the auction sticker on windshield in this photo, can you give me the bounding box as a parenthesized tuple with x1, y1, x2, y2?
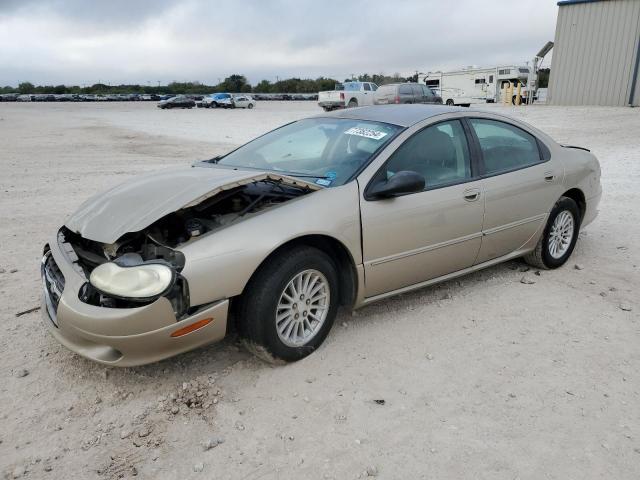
(344, 127, 388, 140)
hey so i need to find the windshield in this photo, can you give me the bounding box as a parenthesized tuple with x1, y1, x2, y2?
(214, 118, 402, 186)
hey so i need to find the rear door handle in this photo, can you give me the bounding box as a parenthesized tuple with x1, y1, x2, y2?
(544, 171, 556, 182)
(464, 188, 481, 202)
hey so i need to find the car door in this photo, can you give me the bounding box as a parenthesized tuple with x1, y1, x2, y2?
(411, 84, 425, 103)
(467, 117, 563, 263)
(427, 85, 443, 104)
(359, 119, 485, 298)
(362, 83, 373, 105)
(398, 84, 413, 103)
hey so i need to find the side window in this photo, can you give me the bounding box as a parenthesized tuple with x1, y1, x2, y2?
(364, 83, 371, 91)
(469, 118, 542, 175)
(370, 83, 378, 91)
(422, 85, 434, 98)
(383, 120, 471, 189)
(489, 75, 494, 83)
(399, 84, 412, 95)
(411, 84, 423, 100)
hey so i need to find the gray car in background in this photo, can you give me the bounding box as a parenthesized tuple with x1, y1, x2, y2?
(374, 83, 442, 105)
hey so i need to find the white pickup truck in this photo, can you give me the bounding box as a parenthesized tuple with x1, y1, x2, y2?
(317, 82, 378, 111)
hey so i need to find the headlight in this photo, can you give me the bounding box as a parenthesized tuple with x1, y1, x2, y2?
(89, 262, 175, 300)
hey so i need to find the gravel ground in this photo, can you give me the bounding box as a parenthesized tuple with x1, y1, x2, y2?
(0, 101, 638, 480)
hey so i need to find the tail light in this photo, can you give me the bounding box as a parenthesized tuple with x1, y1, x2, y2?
(340, 92, 344, 101)
(394, 95, 400, 104)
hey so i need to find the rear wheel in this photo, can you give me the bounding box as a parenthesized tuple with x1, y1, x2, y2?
(248, 103, 254, 109)
(347, 99, 358, 108)
(446, 99, 454, 106)
(238, 246, 339, 362)
(524, 196, 581, 269)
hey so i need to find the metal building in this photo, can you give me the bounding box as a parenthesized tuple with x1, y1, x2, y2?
(548, 0, 640, 106)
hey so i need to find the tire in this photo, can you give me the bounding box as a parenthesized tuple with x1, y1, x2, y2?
(524, 196, 581, 269)
(347, 99, 358, 108)
(322, 106, 332, 112)
(237, 246, 340, 363)
(446, 99, 454, 106)
(248, 103, 254, 109)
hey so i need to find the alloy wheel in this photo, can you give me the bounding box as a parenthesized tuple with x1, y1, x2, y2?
(275, 269, 330, 347)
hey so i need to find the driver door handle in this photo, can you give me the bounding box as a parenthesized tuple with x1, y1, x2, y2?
(464, 188, 481, 202)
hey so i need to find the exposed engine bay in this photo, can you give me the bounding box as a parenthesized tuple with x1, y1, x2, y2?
(63, 179, 314, 316)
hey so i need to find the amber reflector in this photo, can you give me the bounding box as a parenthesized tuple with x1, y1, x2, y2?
(170, 318, 213, 337)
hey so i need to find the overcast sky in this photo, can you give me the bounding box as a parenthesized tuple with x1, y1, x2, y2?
(0, 0, 559, 86)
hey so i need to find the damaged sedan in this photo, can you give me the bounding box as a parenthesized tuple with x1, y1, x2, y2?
(42, 105, 601, 366)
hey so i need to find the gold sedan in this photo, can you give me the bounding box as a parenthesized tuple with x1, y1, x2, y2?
(41, 105, 602, 365)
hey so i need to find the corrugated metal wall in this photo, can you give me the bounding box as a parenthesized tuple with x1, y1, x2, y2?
(548, 0, 640, 106)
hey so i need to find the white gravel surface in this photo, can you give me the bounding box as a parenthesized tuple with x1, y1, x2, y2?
(0, 101, 638, 479)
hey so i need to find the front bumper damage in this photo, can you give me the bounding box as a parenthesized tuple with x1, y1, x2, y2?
(41, 231, 228, 366)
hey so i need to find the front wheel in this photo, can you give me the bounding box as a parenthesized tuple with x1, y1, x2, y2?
(524, 196, 581, 269)
(247, 103, 254, 109)
(237, 246, 339, 362)
(446, 99, 454, 106)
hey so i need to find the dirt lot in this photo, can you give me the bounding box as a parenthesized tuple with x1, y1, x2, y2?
(0, 101, 638, 480)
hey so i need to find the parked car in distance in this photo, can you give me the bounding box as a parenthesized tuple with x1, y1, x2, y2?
(373, 83, 443, 105)
(157, 95, 196, 109)
(33, 94, 56, 102)
(0, 93, 19, 101)
(318, 81, 378, 111)
(232, 95, 256, 109)
(202, 93, 233, 108)
(41, 105, 601, 367)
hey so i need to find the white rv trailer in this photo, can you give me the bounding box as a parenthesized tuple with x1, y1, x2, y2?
(418, 65, 535, 105)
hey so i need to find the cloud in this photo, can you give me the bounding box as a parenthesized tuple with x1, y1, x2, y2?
(0, 0, 558, 86)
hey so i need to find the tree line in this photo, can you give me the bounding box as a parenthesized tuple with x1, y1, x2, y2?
(0, 72, 412, 95)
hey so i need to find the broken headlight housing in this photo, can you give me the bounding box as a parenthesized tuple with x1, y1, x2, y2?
(89, 262, 175, 301)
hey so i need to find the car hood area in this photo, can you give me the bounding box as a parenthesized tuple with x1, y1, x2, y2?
(65, 165, 321, 244)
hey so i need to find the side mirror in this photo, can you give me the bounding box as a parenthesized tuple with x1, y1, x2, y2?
(368, 170, 425, 199)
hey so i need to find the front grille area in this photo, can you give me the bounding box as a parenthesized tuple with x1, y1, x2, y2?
(42, 251, 65, 326)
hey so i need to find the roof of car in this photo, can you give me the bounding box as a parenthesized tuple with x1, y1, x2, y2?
(319, 104, 469, 127)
